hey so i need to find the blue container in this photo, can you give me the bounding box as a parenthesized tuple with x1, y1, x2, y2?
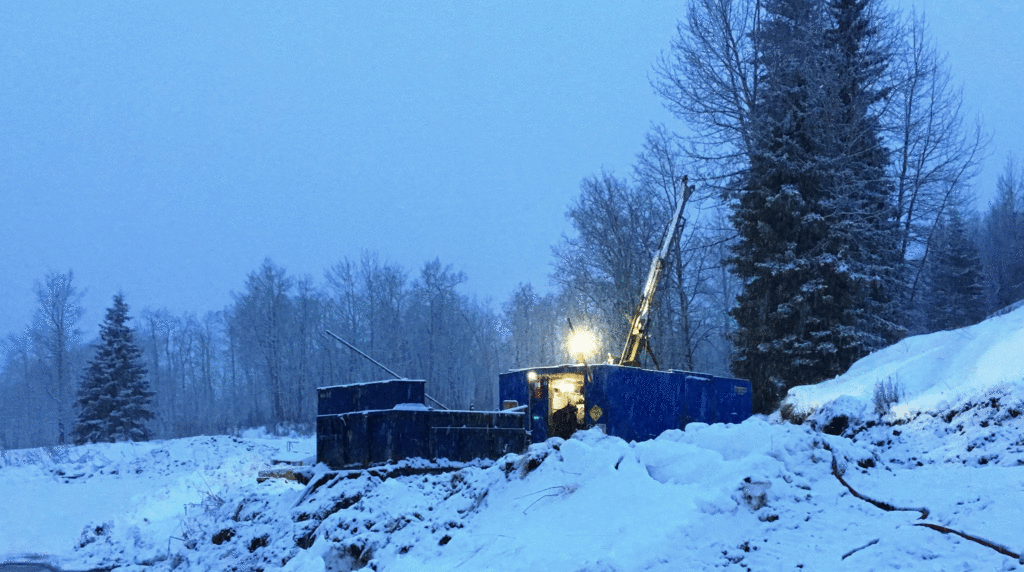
(317, 379, 426, 415)
(317, 365, 752, 469)
(498, 364, 752, 443)
(316, 379, 527, 469)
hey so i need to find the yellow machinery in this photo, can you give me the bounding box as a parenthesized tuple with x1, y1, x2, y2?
(617, 176, 695, 368)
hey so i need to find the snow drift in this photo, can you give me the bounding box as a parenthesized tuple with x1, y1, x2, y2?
(784, 301, 1024, 420)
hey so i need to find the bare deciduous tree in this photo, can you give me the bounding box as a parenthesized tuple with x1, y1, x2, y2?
(501, 284, 562, 369)
(33, 270, 84, 444)
(654, 0, 762, 189)
(553, 171, 661, 347)
(887, 12, 989, 321)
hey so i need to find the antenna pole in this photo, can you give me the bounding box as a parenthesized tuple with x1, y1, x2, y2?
(323, 330, 404, 379)
(322, 330, 450, 410)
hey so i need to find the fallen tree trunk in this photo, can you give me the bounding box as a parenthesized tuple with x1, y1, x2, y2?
(914, 522, 1021, 562)
(824, 443, 1021, 563)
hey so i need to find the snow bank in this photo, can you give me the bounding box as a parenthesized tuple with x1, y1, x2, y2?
(165, 420, 858, 572)
(785, 302, 1024, 419)
(5, 417, 1023, 571)
(0, 432, 313, 569)
(163, 419, 1018, 572)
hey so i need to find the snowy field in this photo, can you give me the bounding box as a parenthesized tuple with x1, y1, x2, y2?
(3, 306, 1024, 571)
(0, 430, 315, 570)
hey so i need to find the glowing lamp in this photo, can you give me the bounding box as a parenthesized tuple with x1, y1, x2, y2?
(566, 329, 597, 364)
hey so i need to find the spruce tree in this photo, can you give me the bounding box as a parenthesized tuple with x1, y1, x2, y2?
(926, 209, 985, 331)
(818, 0, 904, 352)
(981, 158, 1024, 311)
(73, 294, 154, 444)
(730, 0, 903, 413)
(730, 0, 832, 412)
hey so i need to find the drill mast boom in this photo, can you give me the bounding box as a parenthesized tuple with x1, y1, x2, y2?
(618, 176, 693, 368)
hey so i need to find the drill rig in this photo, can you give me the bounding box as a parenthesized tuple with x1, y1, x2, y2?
(618, 175, 694, 368)
(498, 175, 751, 443)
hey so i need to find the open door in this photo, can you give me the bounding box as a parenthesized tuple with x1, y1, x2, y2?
(547, 373, 585, 439)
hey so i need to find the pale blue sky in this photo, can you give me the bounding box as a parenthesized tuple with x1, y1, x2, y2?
(1, 0, 1020, 339)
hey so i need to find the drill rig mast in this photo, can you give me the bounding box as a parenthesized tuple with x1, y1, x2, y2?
(618, 176, 694, 368)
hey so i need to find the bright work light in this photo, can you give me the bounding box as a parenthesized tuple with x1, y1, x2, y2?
(566, 329, 597, 363)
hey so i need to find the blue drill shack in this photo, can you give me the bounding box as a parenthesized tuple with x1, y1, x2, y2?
(498, 364, 753, 442)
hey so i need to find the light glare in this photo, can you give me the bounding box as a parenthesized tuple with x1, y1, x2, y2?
(567, 329, 597, 362)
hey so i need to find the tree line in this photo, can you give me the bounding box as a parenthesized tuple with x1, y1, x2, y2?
(1, 256, 543, 448)
(1, 233, 734, 449)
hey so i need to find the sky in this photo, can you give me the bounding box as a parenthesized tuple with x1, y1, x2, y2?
(1, 0, 1021, 340)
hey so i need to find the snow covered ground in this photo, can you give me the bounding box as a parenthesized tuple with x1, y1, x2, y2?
(784, 299, 1024, 419)
(0, 429, 315, 570)
(3, 305, 1023, 571)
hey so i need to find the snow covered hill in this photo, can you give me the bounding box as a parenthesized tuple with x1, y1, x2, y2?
(784, 301, 1024, 420)
(2, 306, 1023, 571)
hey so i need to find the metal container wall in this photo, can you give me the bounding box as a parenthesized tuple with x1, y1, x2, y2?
(316, 382, 527, 469)
(588, 366, 667, 442)
(499, 364, 753, 443)
(317, 379, 426, 415)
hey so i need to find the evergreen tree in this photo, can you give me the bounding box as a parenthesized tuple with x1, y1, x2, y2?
(818, 0, 904, 350)
(730, 0, 831, 412)
(730, 0, 902, 412)
(926, 209, 985, 331)
(980, 157, 1024, 311)
(73, 294, 153, 444)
